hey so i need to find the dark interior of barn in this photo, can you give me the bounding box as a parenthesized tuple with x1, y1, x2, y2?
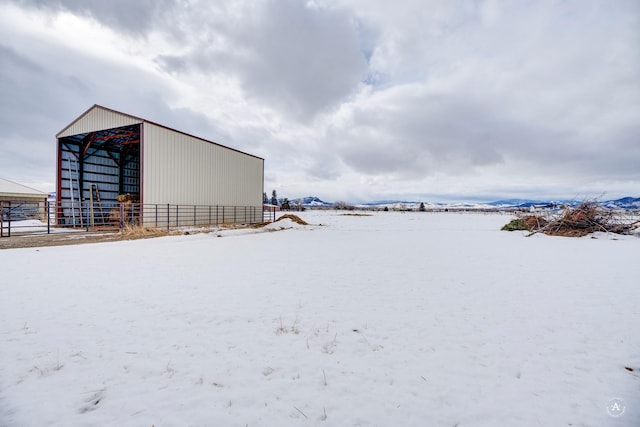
(57, 124, 140, 225)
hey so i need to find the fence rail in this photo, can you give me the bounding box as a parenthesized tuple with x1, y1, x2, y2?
(0, 200, 276, 237)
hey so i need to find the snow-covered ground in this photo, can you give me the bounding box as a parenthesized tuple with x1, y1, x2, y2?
(1, 211, 638, 426)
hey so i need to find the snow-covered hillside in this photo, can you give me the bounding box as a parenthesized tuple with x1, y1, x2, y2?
(286, 195, 640, 210)
(1, 211, 638, 426)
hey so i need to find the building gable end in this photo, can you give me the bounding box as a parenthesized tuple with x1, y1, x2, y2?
(56, 105, 144, 138)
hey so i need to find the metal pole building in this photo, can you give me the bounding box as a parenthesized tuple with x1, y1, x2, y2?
(56, 105, 264, 227)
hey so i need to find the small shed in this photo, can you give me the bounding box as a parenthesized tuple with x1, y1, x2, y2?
(0, 177, 48, 203)
(0, 177, 48, 221)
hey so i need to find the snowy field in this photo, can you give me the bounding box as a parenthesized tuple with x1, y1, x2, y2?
(1, 210, 638, 426)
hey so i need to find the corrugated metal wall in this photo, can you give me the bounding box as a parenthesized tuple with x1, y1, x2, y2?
(57, 106, 142, 138)
(142, 123, 264, 207)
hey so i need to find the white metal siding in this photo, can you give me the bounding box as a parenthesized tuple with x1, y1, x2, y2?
(142, 123, 263, 207)
(57, 106, 141, 137)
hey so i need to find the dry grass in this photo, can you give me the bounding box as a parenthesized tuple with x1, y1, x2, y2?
(250, 222, 272, 228)
(119, 223, 168, 238)
(275, 214, 308, 225)
(0, 221, 264, 249)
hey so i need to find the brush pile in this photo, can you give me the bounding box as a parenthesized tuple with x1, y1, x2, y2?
(501, 215, 547, 232)
(502, 202, 639, 237)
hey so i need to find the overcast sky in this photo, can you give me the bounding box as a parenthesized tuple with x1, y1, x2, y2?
(1, 0, 638, 203)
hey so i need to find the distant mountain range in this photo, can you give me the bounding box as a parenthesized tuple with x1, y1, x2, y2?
(487, 197, 640, 210)
(299, 196, 333, 207)
(600, 197, 640, 210)
(290, 196, 640, 210)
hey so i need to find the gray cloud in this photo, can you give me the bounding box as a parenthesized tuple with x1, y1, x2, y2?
(334, 78, 640, 185)
(0, 45, 88, 135)
(157, 0, 368, 119)
(320, 0, 640, 196)
(0, 38, 224, 188)
(13, 0, 178, 35)
(0, 44, 90, 185)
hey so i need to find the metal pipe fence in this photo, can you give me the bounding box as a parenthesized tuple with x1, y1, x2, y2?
(1, 200, 277, 237)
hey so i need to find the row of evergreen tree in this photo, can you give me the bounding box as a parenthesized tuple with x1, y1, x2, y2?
(263, 190, 278, 206)
(263, 190, 298, 210)
(264, 190, 428, 212)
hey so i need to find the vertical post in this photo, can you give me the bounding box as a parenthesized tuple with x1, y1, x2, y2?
(0, 201, 4, 237)
(47, 201, 51, 234)
(155, 204, 158, 228)
(89, 185, 94, 227)
(234, 206, 236, 224)
(176, 205, 179, 227)
(7, 201, 11, 237)
(86, 200, 90, 231)
(119, 202, 124, 230)
(68, 159, 76, 227)
(77, 158, 84, 228)
(78, 151, 84, 224)
(216, 206, 219, 226)
(166, 204, 170, 232)
(209, 205, 211, 226)
(193, 205, 196, 226)
(57, 200, 62, 227)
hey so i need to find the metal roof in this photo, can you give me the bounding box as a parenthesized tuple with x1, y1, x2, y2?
(0, 177, 48, 198)
(57, 104, 264, 160)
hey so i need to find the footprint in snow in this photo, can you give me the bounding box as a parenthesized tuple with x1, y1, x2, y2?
(79, 389, 104, 414)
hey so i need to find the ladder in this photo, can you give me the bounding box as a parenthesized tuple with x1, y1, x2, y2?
(67, 158, 83, 226)
(89, 184, 105, 225)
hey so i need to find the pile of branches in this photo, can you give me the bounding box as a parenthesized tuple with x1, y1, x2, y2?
(501, 215, 548, 232)
(503, 202, 639, 237)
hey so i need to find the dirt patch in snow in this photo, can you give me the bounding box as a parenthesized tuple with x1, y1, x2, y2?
(275, 214, 308, 225)
(0, 231, 157, 250)
(0, 223, 262, 249)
